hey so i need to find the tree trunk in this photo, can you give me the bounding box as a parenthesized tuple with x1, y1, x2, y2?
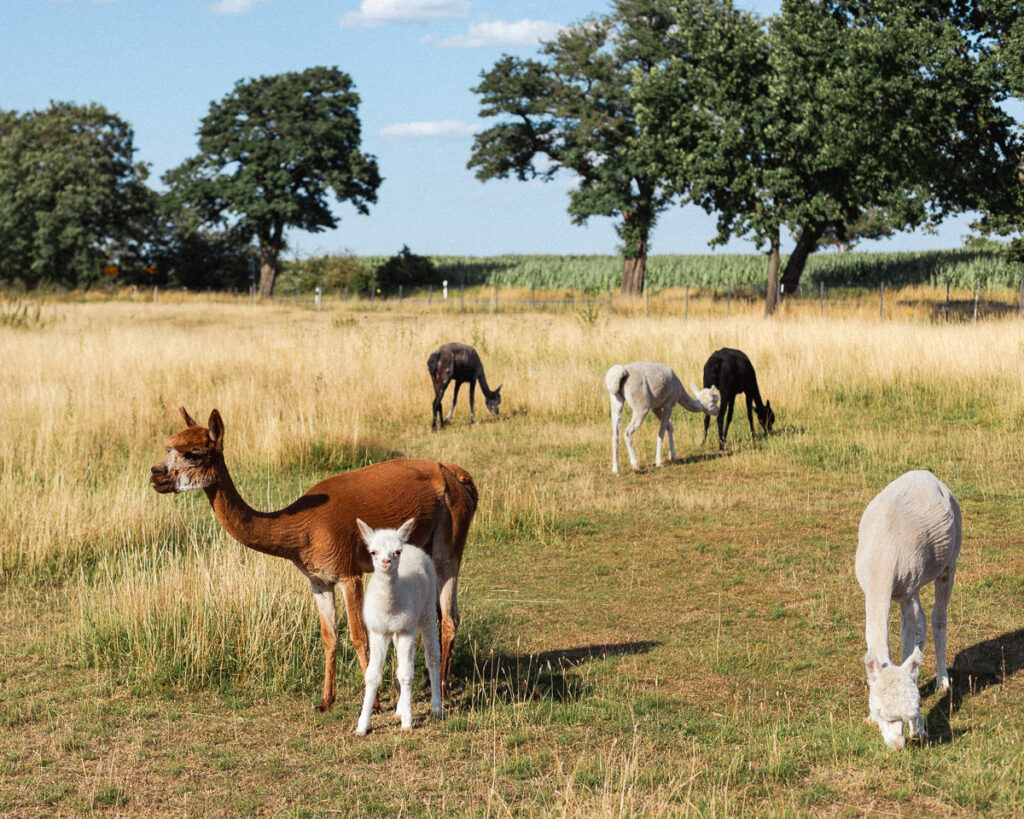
(621, 254, 646, 296)
(763, 230, 782, 317)
(778, 223, 823, 303)
(257, 233, 281, 300)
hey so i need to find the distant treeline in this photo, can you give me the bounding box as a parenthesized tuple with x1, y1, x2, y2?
(277, 248, 1024, 296)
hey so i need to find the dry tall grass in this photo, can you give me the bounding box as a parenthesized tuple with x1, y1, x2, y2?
(3, 294, 1024, 814)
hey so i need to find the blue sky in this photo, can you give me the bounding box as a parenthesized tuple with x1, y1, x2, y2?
(1, 0, 995, 258)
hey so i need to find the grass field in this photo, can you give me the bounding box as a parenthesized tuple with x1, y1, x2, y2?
(2, 293, 1024, 816)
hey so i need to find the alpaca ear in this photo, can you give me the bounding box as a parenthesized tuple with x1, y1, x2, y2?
(355, 518, 375, 547)
(495, 384, 502, 394)
(902, 647, 923, 681)
(180, 407, 198, 428)
(396, 518, 417, 543)
(207, 410, 225, 450)
(864, 652, 881, 682)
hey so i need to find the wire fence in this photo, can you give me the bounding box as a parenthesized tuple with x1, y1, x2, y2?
(9, 279, 1024, 323)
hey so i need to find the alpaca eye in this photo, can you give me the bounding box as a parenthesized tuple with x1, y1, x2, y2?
(184, 451, 204, 462)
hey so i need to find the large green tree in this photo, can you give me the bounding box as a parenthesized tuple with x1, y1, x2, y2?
(469, 1, 677, 295)
(0, 102, 153, 287)
(166, 67, 381, 299)
(637, 0, 1018, 314)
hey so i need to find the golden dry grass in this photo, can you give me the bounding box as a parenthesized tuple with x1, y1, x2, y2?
(2, 292, 1024, 816)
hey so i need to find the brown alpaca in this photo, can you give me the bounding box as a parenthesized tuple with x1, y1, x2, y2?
(149, 407, 478, 711)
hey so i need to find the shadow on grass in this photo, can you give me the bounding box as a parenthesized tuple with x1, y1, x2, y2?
(454, 640, 661, 706)
(924, 628, 1024, 744)
(669, 451, 731, 467)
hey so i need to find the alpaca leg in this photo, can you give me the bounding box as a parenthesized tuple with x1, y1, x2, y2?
(436, 563, 461, 697)
(420, 614, 443, 717)
(355, 631, 390, 736)
(468, 380, 478, 423)
(609, 394, 625, 475)
(702, 413, 710, 447)
(746, 395, 756, 441)
(652, 407, 665, 467)
(722, 398, 735, 447)
(310, 579, 337, 712)
(665, 411, 676, 464)
(393, 632, 416, 729)
(624, 407, 648, 473)
(446, 382, 461, 423)
(899, 593, 927, 665)
(432, 388, 445, 430)
(340, 576, 370, 672)
(932, 566, 957, 692)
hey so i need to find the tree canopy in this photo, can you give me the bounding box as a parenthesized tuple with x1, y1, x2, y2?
(469, 0, 679, 295)
(165, 66, 381, 299)
(635, 0, 1020, 313)
(0, 102, 153, 288)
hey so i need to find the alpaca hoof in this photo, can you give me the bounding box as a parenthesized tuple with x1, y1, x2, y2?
(312, 701, 332, 713)
(936, 676, 951, 693)
(354, 726, 369, 737)
(631, 467, 641, 475)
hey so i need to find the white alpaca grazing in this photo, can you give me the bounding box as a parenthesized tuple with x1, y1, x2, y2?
(354, 518, 443, 736)
(855, 470, 962, 750)
(605, 361, 720, 475)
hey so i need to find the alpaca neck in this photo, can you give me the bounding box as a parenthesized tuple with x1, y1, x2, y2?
(679, 390, 707, 414)
(203, 458, 303, 559)
(477, 369, 498, 399)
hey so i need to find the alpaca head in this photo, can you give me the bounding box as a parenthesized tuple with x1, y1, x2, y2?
(356, 518, 417, 575)
(485, 385, 502, 417)
(690, 383, 720, 416)
(865, 647, 924, 750)
(150, 407, 225, 494)
(756, 400, 775, 434)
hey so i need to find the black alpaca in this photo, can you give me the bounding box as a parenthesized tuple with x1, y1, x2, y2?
(428, 342, 502, 430)
(701, 348, 774, 449)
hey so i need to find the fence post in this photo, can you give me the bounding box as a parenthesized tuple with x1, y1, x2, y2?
(398, 284, 403, 307)
(460, 284, 465, 312)
(608, 285, 613, 314)
(973, 286, 978, 322)
(531, 284, 536, 310)
(819, 281, 824, 316)
(685, 285, 689, 319)
(153, 286, 158, 303)
(491, 283, 497, 314)
(879, 282, 884, 320)
(315, 286, 322, 310)
(727, 284, 732, 316)
(644, 283, 650, 316)
(946, 282, 950, 323)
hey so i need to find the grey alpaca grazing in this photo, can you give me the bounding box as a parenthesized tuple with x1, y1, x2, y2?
(855, 470, 961, 750)
(701, 348, 774, 449)
(605, 361, 720, 475)
(428, 342, 502, 430)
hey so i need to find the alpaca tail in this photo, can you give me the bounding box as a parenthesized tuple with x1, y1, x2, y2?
(604, 364, 629, 399)
(440, 462, 479, 512)
(427, 351, 440, 377)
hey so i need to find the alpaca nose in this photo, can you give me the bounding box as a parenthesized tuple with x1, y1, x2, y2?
(381, 559, 391, 569)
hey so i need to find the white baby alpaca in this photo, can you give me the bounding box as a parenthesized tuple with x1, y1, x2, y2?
(354, 518, 443, 736)
(855, 470, 961, 750)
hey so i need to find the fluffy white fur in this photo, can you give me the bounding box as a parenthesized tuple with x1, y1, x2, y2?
(855, 470, 962, 749)
(605, 362, 720, 475)
(354, 518, 443, 736)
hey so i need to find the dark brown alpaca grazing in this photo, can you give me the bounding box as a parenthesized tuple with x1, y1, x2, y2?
(428, 342, 502, 430)
(701, 348, 775, 449)
(150, 408, 477, 710)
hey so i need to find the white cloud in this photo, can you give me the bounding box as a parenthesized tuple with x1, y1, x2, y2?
(435, 18, 563, 48)
(208, 0, 272, 13)
(340, 0, 470, 28)
(379, 120, 476, 139)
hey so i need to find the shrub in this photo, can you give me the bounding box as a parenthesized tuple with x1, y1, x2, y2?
(374, 245, 440, 294)
(276, 253, 373, 295)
